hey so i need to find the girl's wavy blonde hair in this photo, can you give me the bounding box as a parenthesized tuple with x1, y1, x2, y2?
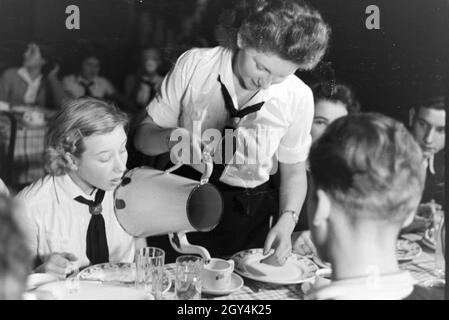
(45, 98, 128, 176)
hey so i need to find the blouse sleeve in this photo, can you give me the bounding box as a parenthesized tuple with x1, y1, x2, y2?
(146, 49, 198, 128)
(277, 85, 314, 163)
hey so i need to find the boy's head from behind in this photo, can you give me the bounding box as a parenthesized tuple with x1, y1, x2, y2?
(307, 113, 426, 262)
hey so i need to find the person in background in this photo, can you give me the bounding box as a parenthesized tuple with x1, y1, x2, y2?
(0, 43, 66, 109)
(62, 54, 116, 100)
(291, 81, 360, 254)
(400, 95, 446, 233)
(174, 15, 209, 51)
(410, 95, 445, 206)
(135, 0, 330, 264)
(305, 113, 442, 300)
(15, 98, 142, 278)
(0, 194, 31, 300)
(124, 48, 164, 112)
(309, 81, 361, 142)
(0, 178, 9, 196)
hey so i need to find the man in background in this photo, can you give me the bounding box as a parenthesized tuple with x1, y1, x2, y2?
(410, 95, 445, 207)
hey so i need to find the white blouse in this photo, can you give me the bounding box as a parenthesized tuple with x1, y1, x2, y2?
(16, 174, 135, 269)
(147, 46, 314, 188)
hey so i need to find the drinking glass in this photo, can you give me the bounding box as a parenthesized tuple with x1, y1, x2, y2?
(65, 262, 80, 294)
(175, 255, 203, 300)
(135, 247, 165, 300)
(434, 210, 445, 279)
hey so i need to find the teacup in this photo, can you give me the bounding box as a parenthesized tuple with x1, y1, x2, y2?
(202, 258, 235, 291)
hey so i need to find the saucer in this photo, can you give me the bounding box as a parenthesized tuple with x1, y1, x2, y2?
(202, 273, 244, 296)
(231, 248, 318, 284)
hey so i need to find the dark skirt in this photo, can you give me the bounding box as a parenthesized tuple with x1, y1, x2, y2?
(146, 164, 278, 263)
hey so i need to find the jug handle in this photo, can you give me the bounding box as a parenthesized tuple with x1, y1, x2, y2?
(200, 147, 213, 185)
(164, 146, 214, 183)
(169, 231, 212, 261)
(164, 161, 183, 174)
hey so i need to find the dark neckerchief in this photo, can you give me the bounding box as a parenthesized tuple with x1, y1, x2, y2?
(78, 77, 94, 97)
(217, 75, 265, 121)
(74, 189, 109, 265)
(210, 75, 265, 181)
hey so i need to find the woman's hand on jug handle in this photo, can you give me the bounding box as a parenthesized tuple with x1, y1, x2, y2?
(168, 127, 204, 165)
(261, 213, 295, 266)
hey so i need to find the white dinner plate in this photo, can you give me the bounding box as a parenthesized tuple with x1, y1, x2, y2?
(231, 249, 318, 284)
(396, 239, 422, 261)
(27, 273, 58, 290)
(36, 280, 152, 300)
(78, 262, 136, 284)
(78, 262, 172, 293)
(202, 273, 244, 296)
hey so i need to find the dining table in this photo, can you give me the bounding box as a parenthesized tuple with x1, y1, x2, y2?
(159, 233, 441, 300)
(26, 230, 443, 300)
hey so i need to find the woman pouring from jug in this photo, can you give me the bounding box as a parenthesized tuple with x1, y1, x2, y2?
(135, 0, 330, 265)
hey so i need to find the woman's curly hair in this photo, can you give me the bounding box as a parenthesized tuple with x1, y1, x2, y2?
(216, 0, 330, 70)
(45, 98, 129, 176)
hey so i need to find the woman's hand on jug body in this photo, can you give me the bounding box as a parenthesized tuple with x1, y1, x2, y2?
(168, 127, 214, 166)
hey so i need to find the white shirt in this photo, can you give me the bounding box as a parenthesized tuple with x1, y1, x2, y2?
(62, 74, 115, 99)
(17, 67, 42, 104)
(0, 178, 9, 196)
(307, 271, 416, 300)
(16, 174, 135, 269)
(147, 47, 314, 188)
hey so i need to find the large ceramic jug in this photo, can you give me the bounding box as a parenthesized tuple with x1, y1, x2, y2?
(114, 151, 223, 259)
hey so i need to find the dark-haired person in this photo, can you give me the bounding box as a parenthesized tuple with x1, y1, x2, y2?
(410, 95, 445, 206)
(135, 0, 330, 264)
(124, 48, 164, 112)
(62, 55, 116, 100)
(306, 113, 443, 300)
(400, 95, 446, 233)
(0, 194, 31, 299)
(16, 98, 140, 278)
(310, 81, 361, 142)
(0, 43, 66, 108)
(292, 81, 360, 254)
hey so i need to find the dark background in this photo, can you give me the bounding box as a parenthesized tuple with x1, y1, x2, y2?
(0, 0, 447, 122)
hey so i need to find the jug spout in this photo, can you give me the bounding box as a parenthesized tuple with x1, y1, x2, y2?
(169, 232, 211, 261)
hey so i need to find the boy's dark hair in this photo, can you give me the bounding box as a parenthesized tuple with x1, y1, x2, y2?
(417, 95, 446, 112)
